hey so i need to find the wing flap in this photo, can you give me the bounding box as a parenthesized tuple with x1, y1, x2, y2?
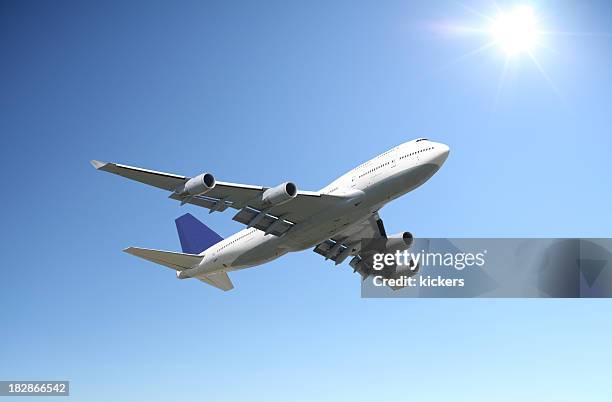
(313, 239, 347, 261)
(232, 206, 294, 236)
(168, 193, 232, 212)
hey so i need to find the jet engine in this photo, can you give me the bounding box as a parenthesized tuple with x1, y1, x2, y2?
(182, 173, 216, 196)
(261, 182, 297, 207)
(349, 230, 418, 285)
(382, 259, 420, 280)
(384, 232, 414, 253)
(350, 255, 419, 281)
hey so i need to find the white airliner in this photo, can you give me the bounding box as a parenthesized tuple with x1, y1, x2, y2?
(92, 138, 449, 291)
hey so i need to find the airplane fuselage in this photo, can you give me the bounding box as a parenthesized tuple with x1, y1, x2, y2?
(194, 139, 450, 276)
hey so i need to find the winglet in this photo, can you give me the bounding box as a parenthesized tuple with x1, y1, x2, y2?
(90, 160, 107, 170)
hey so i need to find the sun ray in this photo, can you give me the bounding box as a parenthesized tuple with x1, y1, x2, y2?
(526, 50, 565, 103)
(539, 30, 612, 37)
(431, 23, 490, 35)
(487, 0, 503, 14)
(426, 3, 602, 104)
(427, 40, 498, 77)
(493, 56, 511, 111)
(534, 41, 560, 56)
(454, 1, 495, 23)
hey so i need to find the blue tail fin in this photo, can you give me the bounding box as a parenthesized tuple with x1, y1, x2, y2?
(175, 213, 223, 254)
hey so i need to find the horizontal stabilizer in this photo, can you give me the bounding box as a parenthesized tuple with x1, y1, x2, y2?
(124, 247, 233, 291)
(197, 272, 234, 291)
(124, 247, 202, 271)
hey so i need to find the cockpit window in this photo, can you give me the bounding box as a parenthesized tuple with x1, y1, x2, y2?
(416, 138, 428, 142)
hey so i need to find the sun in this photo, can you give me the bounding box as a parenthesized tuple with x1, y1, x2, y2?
(430, 3, 571, 100)
(490, 5, 540, 56)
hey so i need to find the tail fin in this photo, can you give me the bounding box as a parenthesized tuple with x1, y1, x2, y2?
(175, 213, 223, 254)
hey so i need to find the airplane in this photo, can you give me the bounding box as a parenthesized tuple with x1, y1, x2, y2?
(91, 138, 450, 291)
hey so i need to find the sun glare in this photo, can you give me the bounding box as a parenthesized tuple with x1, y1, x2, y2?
(431, 2, 579, 101)
(491, 6, 540, 56)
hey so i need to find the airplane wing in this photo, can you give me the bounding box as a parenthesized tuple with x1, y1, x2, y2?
(91, 160, 344, 236)
(313, 213, 417, 290)
(313, 212, 387, 265)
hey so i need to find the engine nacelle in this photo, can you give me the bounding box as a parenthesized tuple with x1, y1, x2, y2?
(349, 253, 420, 282)
(389, 260, 420, 278)
(183, 173, 216, 196)
(261, 182, 297, 207)
(384, 232, 414, 253)
(375, 259, 420, 282)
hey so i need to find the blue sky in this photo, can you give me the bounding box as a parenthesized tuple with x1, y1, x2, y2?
(1, 0, 611, 401)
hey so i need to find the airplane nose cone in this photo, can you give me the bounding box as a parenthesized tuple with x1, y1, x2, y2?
(432, 143, 450, 167)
